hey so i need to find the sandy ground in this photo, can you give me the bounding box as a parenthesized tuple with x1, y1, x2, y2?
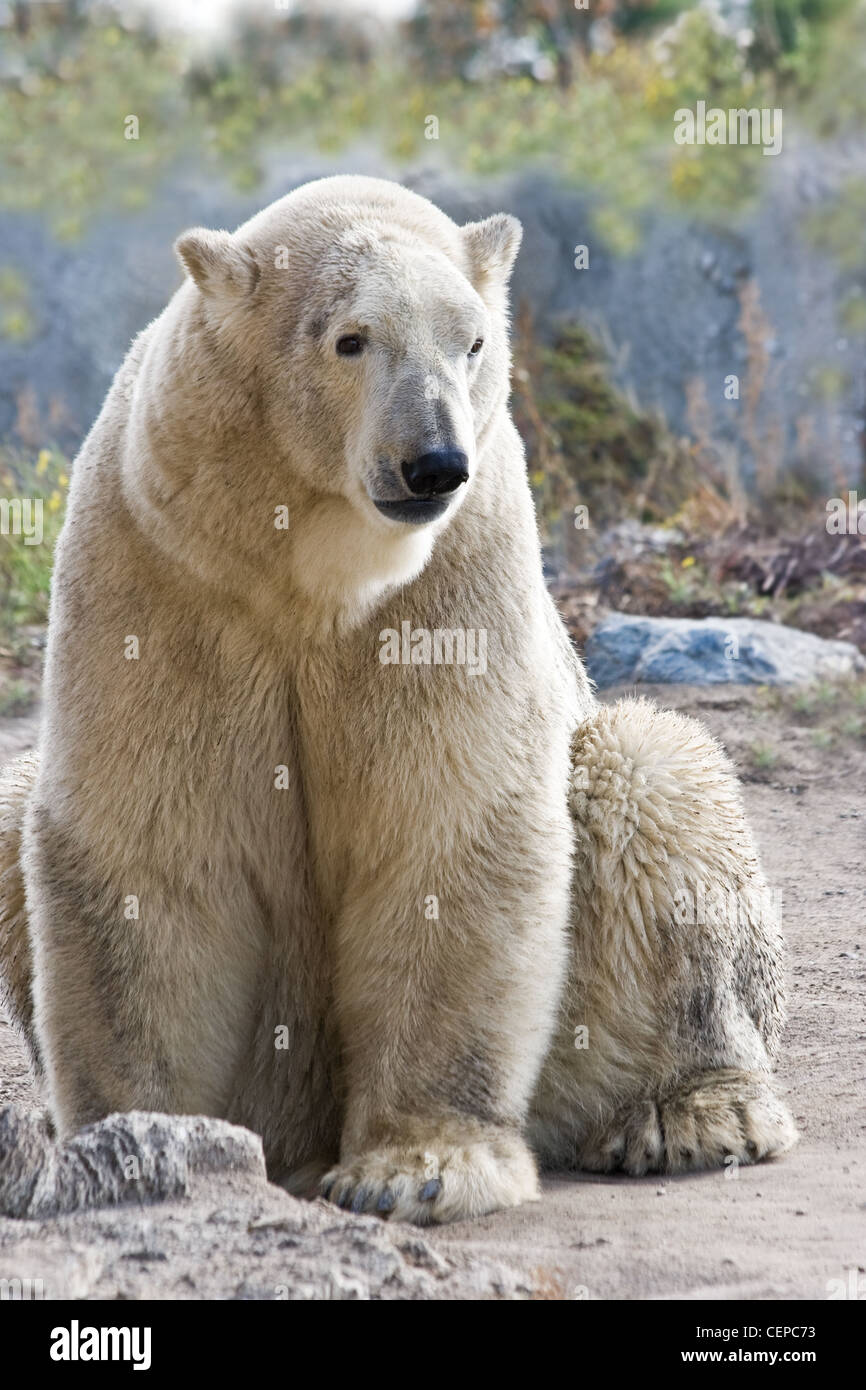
(1, 686, 864, 1300)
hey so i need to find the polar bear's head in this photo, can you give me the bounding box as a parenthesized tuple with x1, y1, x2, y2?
(173, 177, 521, 613)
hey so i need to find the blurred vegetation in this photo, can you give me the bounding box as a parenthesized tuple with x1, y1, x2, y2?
(0, 0, 863, 252)
(512, 310, 701, 552)
(0, 445, 69, 644)
(0, 265, 35, 341)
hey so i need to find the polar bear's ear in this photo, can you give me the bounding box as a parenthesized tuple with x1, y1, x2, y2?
(174, 228, 261, 300)
(461, 213, 523, 290)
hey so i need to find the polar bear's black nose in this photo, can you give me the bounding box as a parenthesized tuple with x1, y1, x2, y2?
(402, 450, 469, 497)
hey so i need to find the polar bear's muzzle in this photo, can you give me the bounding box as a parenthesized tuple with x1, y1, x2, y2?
(372, 448, 469, 525)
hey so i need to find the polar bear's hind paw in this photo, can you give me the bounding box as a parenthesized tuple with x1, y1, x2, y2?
(578, 1069, 797, 1177)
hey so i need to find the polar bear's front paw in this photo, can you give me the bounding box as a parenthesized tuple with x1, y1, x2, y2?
(320, 1123, 539, 1225)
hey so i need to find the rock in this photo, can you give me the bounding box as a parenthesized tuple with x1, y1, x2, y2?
(0, 1107, 266, 1219)
(584, 614, 866, 688)
(0, 1104, 532, 1298)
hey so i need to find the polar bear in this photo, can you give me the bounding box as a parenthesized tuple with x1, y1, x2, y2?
(0, 176, 794, 1225)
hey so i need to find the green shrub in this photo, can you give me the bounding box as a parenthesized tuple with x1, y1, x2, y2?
(0, 447, 69, 642)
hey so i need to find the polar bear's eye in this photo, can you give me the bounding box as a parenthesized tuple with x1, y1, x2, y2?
(336, 334, 365, 356)
(469, 338, 484, 357)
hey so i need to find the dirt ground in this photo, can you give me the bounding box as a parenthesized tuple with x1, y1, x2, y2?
(1, 684, 864, 1300)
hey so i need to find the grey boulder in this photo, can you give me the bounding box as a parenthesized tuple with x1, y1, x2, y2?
(584, 614, 865, 688)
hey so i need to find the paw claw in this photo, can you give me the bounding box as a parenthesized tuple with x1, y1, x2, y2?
(376, 1187, 396, 1214)
(419, 1177, 442, 1202)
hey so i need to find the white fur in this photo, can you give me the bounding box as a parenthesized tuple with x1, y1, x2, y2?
(0, 180, 793, 1225)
